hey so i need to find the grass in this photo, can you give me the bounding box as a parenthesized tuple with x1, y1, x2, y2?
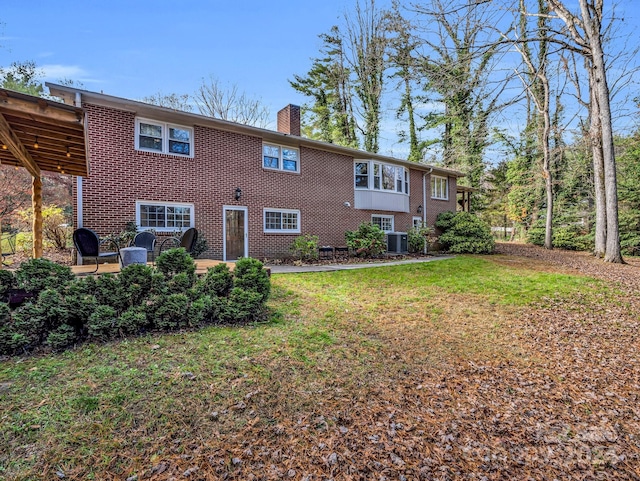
(0, 255, 608, 479)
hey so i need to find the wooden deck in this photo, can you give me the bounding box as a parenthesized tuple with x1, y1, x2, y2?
(70, 259, 235, 276)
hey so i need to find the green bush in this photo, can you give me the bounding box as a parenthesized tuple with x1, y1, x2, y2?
(94, 273, 129, 314)
(187, 295, 220, 327)
(345, 222, 387, 258)
(553, 226, 585, 250)
(437, 212, 495, 254)
(15, 258, 74, 294)
(198, 263, 234, 297)
(1, 254, 271, 356)
(434, 211, 457, 232)
(290, 234, 319, 261)
(152, 293, 190, 330)
(0, 322, 27, 355)
(408, 224, 433, 253)
(221, 288, 265, 324)
(87, 305, 118, 341)
(10, 303, 45, 351)
(526, 220, 546, 246)
(118, 264, 155, 306)
(46, 324, 77, 351)
(0, 270, 15, 298)
(527, 221, 592, 251)
(117, 307, 148, 336)
(0, 303, 15, 355)
(233, 257, 270, 302)
(156, 248, 196, 287)
(36, 289, 70, 331)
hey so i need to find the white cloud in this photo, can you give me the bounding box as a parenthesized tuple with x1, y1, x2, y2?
(40, 64, 99, 84)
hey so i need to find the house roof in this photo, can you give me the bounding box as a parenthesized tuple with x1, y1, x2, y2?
(46, 83, 464, 178)
(0, 87, 88, 177)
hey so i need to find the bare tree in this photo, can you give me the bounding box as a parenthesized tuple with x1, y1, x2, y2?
(142, 92, 193, 112)
(548, 0, 623, 262)
(388, 1, 423, 161)
(513, 0, 554, 249)
(0, 165, 31, 229)
(194, 76, 270, 128)
(343, 0, 391, 153)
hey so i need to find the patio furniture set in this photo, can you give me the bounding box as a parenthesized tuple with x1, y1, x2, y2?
(72, 227, 198, 273)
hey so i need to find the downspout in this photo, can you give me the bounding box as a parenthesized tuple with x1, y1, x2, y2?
(74, 92, 83, 229)
(422, 168, 432, 254)
(75, 92, 84, 265)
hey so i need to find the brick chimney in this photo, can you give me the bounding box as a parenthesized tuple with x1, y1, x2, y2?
(277, 104, 301, 136)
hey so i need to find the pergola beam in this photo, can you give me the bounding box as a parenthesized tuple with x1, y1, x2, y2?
(0, 91, 83, 125)
(0, 112, 41, 178)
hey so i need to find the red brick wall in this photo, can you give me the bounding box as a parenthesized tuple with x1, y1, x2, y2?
(78, 103, 459, 259)
(426, 174, 457, 228)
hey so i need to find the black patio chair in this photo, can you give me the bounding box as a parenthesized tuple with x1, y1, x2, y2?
(131, 231, 157, 264)
(1, 231, 17, 266)
(72, 227, 121, 273)
(159, 227, 198, 256)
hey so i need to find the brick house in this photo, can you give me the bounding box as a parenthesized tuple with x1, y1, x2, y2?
(48, 84, 464, 261)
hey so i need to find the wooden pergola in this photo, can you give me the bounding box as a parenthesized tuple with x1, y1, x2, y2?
(0, 88, 87, 264)
(457, 185, 476, 212)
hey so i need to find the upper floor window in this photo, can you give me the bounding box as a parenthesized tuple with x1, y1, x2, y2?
(431, 175, 448, 200)
(263, 143, 300, 173)
(136, 201, 194, 232)
(136, 118, 193, 157)
(354, 161, 408, 194)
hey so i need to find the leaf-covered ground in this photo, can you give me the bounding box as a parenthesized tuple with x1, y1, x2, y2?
(2, 244, 639, 480)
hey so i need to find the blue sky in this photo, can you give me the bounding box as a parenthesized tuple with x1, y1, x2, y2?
(2, 1, 639, 160)
(0, 0, 353, 125)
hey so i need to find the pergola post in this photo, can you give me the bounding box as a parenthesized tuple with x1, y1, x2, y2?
(32, 174, 43, 258)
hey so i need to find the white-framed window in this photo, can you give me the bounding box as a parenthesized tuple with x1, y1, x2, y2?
(136, 201, 194, 232)
(135, 118, 193, 157)
(263, 143, 300, 173)
(431, 175, 449, 200)
(354, 161, 408, 194)
(413, 216, 423, 229)
(263, 208, 301, 233)
(372, 214, 394, 233)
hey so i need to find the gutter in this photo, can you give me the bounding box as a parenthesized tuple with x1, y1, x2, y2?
(422, 168, 432, 255)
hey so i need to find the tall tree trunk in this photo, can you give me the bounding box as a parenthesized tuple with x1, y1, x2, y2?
(550, 0, 623, 263)
(578, 0, 622, 263)
(589, 67, 607, 257)
(542, 87, 553, 250)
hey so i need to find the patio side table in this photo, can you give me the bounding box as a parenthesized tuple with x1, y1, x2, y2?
(120, 246, 147, 268)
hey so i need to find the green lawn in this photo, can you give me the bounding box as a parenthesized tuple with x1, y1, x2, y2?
(1, 255, 625, 480)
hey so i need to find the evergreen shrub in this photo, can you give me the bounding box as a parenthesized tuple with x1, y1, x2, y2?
(233, 257, 270, 302)
(0, 254, 271, 356)
(15, 258, 74, 295)
(436, 212, 495, 254)
(197, 263, 234, 297)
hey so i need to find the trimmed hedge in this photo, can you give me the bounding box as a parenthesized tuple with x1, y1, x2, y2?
(0, 249, 271, 355)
